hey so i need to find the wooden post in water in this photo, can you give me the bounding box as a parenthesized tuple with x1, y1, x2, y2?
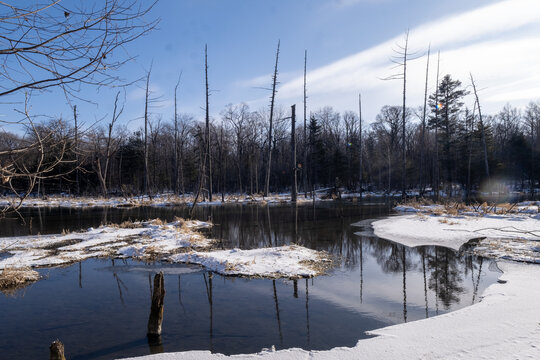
(50, 340, 66, 360)
(147, 272, 165, 338)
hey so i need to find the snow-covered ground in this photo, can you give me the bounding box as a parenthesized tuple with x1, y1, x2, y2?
(0, 219, 330, 280)
(0, 219, 213, 269)
(0, 193, 321, 209)
(375, 203, 539, 263)
(117, 205, 540, 360)
(170, 245, 330, 278)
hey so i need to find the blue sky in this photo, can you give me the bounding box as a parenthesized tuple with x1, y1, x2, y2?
(3, 0, 540, 132)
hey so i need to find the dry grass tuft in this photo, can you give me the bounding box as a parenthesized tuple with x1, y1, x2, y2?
(402, 197, 434, 208)
(0, 267, 40, 295)
(149, 218, 165, 226)
(117, 220, 140, 229)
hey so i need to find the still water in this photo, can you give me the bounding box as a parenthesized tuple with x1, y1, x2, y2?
(0, 202, 499, 359)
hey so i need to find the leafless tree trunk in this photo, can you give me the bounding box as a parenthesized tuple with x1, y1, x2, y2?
(358, 93, 363, 197)
(434, 51, 441, 200)
(95, 92, 123, 197)
(470, 73, 490, 181)
(291, 104, 297, 202)
(303, 50, 308, 198)
(205, 44, 213, 201)
(174, 74, 182, 195)
(264, 40, 280, 197)
(420, 45, 431, 195)
(73, 105, 80, 195)
(466, 104, 477, 200)
(382, 31, 413, 198)
(144, 65, 152, 195)
(400, 31, 409, 199)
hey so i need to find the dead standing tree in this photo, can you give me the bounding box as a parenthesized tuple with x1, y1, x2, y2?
(469, 73, 490, 185)
(381, 30, 418, 198)
(93, 92, 124, 197)
(205, 44, 213, 201)
(264, 40, 280, 197)
(173, 73, 182, 195)
(191, 44, 213, 213)
(144, 65, 152, 196)
(303, 50, 308, 198)
(358, 93, 363, 196)
(420, 45, 431, 195)
(291, 104, 297, 202)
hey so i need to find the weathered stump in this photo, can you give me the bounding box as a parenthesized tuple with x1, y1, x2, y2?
(147, 272, 165, 338)
(50, 339, 66, 360)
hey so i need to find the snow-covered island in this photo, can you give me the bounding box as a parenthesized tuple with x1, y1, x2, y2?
(117, 202, 540, 360)
(0, 218, 333, 292)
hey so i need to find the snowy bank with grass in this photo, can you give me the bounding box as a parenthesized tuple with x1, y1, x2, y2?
(373, 202, 539, 263)
(0, 193, 320, 209)
(170, 245, 331, 279)
(0, 219, 213, 270)
(0, 218, 331, 285)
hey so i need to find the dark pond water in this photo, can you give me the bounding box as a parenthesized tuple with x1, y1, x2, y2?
(0, 202, 500, 359)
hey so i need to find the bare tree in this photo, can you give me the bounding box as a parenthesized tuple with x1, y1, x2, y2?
(205, 44, 213, 201)
(144, 65, 152, 195)
(434, 51, 441, 200)
(303, 50, 308, 198)
(470, 73, 490, 182)
(291, 104, 297, 202)
(420, 45, 431, 195)
(0, 0, 157, 212)
(382, 30, 417, 198)
(264, 40, 280, 197)
(93, 91, 123, 196)
(358, 93, 363, 196)
(0, 95, 75, 213)
(174, 74, 182, 195)
(0, 0, 158, 98)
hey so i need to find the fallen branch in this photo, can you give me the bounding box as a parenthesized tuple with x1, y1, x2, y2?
(444, 226, 540, 239)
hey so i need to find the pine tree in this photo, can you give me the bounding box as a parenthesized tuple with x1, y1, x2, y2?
(428, 75, 468, 194)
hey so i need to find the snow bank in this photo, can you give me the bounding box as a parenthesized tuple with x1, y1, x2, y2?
(0, 220, 332, 279)
(371, 211, 539, 263)
(0, 193, 319, 209)
(0, 219, 212, 269)
(169, 245, 330, 278)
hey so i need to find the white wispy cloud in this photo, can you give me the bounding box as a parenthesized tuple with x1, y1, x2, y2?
(276, 0, 540, 121)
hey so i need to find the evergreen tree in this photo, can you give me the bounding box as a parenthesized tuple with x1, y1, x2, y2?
(428, 75, 468, 192)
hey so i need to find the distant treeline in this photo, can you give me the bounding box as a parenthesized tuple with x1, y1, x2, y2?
(2, 74, 540, 199)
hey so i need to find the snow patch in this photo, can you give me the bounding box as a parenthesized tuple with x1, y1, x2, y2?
(169, 245, 331, 278)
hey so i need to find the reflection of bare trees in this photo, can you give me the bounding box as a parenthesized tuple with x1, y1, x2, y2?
(272, 279, 283, 348)
(363, 235, 482, 313)
(203, 272, 214, 352)
(427, 248, 465, 310)
(191, 204, 485, 318)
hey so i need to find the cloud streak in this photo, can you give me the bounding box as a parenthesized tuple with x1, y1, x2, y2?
(276, 0, 540, 121)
